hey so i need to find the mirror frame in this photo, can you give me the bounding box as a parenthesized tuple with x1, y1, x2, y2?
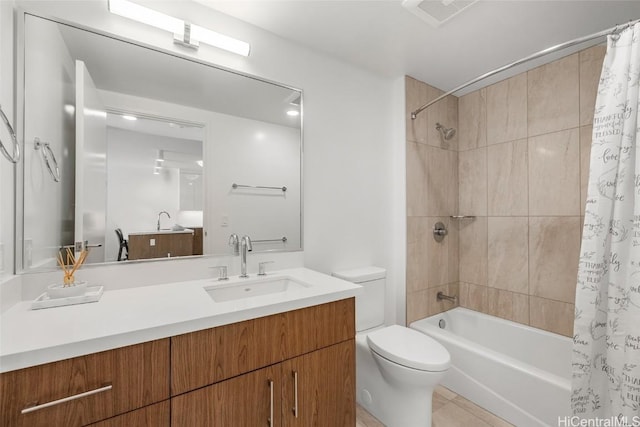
(14, 8, 304, 274)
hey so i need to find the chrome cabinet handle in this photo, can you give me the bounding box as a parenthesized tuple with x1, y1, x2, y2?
(292, 370, 299, 418)
(268, 379, 274, 427)
(21, 384, 113, 414)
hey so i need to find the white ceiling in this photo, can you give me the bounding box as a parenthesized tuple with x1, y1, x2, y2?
(196, 0, 640, 94)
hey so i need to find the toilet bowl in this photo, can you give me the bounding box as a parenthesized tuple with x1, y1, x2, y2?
(332, 267, 451, 427)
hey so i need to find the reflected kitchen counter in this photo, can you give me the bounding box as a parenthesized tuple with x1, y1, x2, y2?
(128, 229, 198, 260)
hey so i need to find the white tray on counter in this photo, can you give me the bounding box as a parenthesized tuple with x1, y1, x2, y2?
(31, 286, 104, 310)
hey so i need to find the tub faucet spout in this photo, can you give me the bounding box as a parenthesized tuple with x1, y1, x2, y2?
(437, 291, 457, 303)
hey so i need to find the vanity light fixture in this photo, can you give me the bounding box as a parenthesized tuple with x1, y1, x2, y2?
(108, 0, 250, 56)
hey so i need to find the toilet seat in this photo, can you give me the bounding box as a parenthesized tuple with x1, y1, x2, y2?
(366, 325, 450, 372)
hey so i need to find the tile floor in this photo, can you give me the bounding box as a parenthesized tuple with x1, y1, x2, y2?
(356, 385, 514, 427)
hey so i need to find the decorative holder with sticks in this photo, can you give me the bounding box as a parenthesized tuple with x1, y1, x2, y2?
(57, 248, 89, 285)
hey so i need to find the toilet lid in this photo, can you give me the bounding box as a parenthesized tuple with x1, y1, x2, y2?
(366, 325, 450, 372)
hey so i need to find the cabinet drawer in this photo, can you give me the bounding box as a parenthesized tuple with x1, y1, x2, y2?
(0, 339, 169, 427)
(171, 298, 354, 395)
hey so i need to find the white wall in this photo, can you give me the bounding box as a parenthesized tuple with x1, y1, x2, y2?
(22, 14, 76, 269)
(7, 1, 405, 324)
(0, 0, 16, 282)
(106, 127, 202, 261)
(206, 114, 300, 253)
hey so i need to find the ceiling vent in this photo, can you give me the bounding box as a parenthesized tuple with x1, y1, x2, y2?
(402, 0, 479, 28)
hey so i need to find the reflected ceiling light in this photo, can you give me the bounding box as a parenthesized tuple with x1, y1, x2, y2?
(196, 160, 203, 168)
(108, 0, 250, 56)
(122, 114, 137, 121)
(64, 104, 75, 115)
(286, 110, 300, 117)
(153, 167, 161, 175)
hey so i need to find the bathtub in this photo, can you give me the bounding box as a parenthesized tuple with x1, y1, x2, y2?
(410, 307, 571, 427)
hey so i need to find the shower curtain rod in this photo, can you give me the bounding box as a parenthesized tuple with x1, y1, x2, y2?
(411, 18, 640, 120)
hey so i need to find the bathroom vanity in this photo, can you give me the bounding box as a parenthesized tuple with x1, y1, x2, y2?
(0, 269, 359, 426)
(127, 229, 196, 260)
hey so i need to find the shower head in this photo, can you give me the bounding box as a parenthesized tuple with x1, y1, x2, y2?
(436, 123, 456, 141)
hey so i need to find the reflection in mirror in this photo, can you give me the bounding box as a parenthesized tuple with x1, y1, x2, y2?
(18, 13, 302, 272)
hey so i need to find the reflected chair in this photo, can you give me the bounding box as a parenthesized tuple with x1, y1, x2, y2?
(115, 228, 128, 261)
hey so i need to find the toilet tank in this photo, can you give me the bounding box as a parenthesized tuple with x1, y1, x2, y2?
(332, 267, 386, 332)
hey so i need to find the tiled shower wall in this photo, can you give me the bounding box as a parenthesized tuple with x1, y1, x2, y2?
(405, 45, 606, 336)
(405, 76, 460, 324)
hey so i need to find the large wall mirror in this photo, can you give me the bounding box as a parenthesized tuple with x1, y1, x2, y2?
(17, 12, 302, 272)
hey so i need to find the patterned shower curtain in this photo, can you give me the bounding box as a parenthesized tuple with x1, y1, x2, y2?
(572, 23, 640, 420)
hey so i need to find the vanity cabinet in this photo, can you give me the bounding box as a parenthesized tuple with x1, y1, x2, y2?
(0, 298, 355, 427)
(86, 401, 170, 427)
(171, 340, 354, 427)
(0, 339, 170, 427)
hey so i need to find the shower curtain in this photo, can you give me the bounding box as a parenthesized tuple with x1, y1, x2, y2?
(572, 23, 640, 420)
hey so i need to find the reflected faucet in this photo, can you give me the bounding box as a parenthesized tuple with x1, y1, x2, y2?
(229, 233, 239, 256)
(157, 211, 170, 231)
(240, 235, 252, 278)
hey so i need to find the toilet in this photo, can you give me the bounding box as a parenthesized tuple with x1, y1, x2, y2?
(332, 267, 450, 427)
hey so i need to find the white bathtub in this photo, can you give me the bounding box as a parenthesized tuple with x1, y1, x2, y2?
(410, 307, 571, 427)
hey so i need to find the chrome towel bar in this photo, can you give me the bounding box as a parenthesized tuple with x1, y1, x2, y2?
(232, 183, 287, 192)
(34, 138, 61, 182)
(253, 237, 287, 243)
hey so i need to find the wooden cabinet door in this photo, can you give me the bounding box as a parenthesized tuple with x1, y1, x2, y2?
(171, 364, 282, 427)
(281, 340, 355, 427)
(86, 401, 169, 427)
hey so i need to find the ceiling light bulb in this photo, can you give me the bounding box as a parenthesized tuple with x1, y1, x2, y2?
(122, 115, 137, 121)
(286, 110, 300, 117)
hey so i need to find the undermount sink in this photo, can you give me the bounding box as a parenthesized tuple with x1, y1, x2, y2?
(204, 276, 311, 302)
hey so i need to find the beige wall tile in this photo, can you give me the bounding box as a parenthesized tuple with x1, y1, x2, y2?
(448, 220, 460, 284)
(528, 54, 579, 136)
(580, 125, 593, 216)
(427, 93, 459, 151)
(458, 89, 487, 151)
(458, 282, 470, 308)
(512, 292, 530, 325)
(529, 217, 581, 304)
(406, 217, 429, 293)
(528, 129, 580, 216)
(466, 283, 488, 314)
(427, 146, 458, 216)
(529, 296, 575, 337)
(405, 76, 428, 144)
(488, 217, 528, 293)
(459, 217, 488, 286)
(579, 45, 606, 126)
(486, 74, 527, 144)
(406, 289, 430, 325)
(487, 139, 528, 216)
(406, 141, 428, 216)
(459, 147, 487, 216)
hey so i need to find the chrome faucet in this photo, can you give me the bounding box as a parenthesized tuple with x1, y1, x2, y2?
(229, 233, 239, 256)
(157, 211, 170, 231)
(240, 235, 252, 278)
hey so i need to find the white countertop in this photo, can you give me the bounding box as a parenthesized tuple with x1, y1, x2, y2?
(0, 268, 361, 373)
